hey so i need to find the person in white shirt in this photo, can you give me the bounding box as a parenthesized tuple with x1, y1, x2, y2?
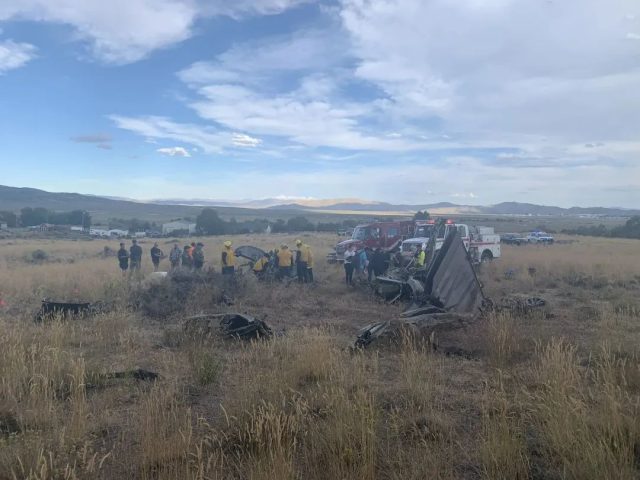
(343, 244, 356, 286)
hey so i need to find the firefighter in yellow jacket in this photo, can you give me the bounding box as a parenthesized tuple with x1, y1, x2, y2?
(221, 240, 236, 275)
(276, 244, 293, 280)
(295, 239, 314, 283)
(252, 253, 270, 279)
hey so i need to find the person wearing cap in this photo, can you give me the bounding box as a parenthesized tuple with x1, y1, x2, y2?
(117, 242, 129, 277)
(295, 239, 313, 283)
(150, 242, 164, 272)
(276, 243, 293, 280)
(193, 242, 205, 270)
(129, 239, 142, 273)
(221, 240, 235, 275)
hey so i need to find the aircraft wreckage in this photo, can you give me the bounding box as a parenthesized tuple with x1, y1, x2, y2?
(356, 227, 487, 348)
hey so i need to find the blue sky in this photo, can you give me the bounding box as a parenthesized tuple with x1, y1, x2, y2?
(0, 0, 638, 207)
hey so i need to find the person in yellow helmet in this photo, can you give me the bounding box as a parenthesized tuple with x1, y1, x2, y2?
(295, 239, 314, 283)
(221, 240, 236, 275)
(276, 243, 293, 280)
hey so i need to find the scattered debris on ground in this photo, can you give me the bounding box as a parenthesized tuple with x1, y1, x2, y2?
(86, 368, 159, 390)
(34, 299, 105, 322)
(184, 313, 272, 340)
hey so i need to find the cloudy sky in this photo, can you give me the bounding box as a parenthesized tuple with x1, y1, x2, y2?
(0, 0, 638, 207)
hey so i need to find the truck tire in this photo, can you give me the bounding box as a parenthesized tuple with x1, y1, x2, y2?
(481, 250, 493, 263)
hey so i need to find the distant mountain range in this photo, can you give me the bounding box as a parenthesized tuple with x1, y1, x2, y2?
(0, 185, 637, 221)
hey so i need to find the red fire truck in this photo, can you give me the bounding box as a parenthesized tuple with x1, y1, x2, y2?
(326, 220, 415, 263)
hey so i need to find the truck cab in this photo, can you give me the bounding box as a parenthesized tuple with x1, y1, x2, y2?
(401, 219, 500, 264)
(327, 220, 414, 263)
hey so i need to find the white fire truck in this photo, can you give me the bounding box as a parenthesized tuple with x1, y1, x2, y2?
(400, 219, 501, 264)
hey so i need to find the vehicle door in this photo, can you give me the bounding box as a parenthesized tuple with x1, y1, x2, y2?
(457, 225, 470, 250)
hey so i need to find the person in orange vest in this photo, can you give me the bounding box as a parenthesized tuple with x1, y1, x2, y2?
(221, 240, 236, 275)
(276, 243, 293, 280)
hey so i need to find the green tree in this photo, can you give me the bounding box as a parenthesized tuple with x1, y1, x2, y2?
(271, 219, 287, 233)
(286, 215, 315, 232)
(0, 211, 17, 227)
(413, 210, 430, 221)
(196, 208, 226, 235)
(20, 207, 50, 226)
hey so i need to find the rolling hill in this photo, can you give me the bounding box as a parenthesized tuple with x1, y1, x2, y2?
(0, 185, 637, 224)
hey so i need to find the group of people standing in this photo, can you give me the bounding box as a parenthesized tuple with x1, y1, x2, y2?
(115, 238, 314, 283)
(117, 240, 205, 275)
(249, 240, 314, 283)
(343, 245, 390, 286)
(168, 242, 205, 270)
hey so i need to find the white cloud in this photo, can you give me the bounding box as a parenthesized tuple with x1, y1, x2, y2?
(0, 39, 36, 73)
(157, 146, 191, 157)
(340, 0, 640, 144)
(626, 32, 640, 40)
(0, 0, 308, 64)
(110, 115, 227, 153)
(232, 133, 262, 147)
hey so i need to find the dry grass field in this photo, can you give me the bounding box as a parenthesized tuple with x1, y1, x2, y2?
(1, 233, 640, 479)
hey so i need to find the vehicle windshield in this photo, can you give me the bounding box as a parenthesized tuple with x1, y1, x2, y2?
(352, 226, 370, 240)
(414, 224, 435, 237)
(402, 241, 420, 253)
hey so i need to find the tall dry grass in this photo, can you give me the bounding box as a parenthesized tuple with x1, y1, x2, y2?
(0, 233, 639, 478)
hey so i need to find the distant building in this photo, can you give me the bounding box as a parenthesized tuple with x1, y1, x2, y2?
(90, 226, 110, 237)
(70, 225, 84, 232)
(162, 221, 197, 235)
(108, 229, 129, 237)
(134, 231, 147, 238)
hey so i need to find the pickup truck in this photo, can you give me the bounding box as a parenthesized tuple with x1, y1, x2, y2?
(400, 220, 501, 264)
(527, 231, 554, 244)
(500, 233, 528, 245)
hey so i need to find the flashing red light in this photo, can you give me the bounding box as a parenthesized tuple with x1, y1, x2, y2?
(426, 220, 435, 224)
(446, 219, 454, 224)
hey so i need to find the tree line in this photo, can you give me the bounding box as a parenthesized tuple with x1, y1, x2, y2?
(0, 208, 92, 228)
(195, 208, 363, 235)
(562, 216, 640, 240)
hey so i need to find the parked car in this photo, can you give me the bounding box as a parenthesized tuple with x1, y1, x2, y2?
(527, 231, 554, 244)
(500, 233, 528, 245)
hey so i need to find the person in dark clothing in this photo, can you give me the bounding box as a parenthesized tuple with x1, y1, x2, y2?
(370, 248, 388, 278)
(365, 247, 374, 282)
(169, 243, 181, 269)
(193, 243, 205, 270)
(117, 242, 129, 276)
(181, 245, 193, 270)
(150, 242, 163, 272)
(129, 239, 142, 273)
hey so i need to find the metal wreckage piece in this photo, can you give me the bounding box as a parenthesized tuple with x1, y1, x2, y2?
(184, 312, 273, 340)
(34, 299, 106, 322)
(356, 230, 486, 348)
(356, 228, 548, 348)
